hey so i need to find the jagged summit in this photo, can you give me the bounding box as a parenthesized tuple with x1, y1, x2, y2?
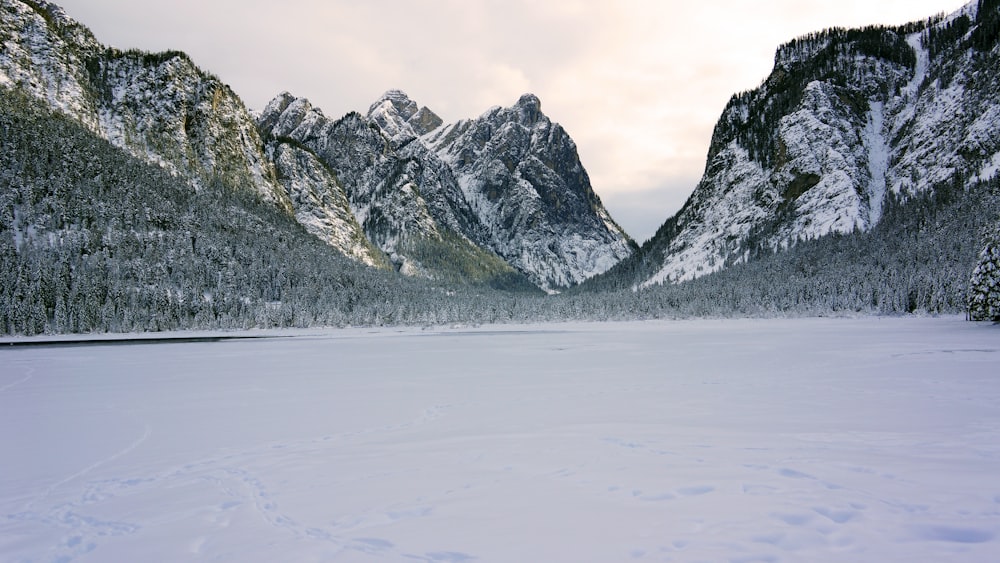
(255, 87, 634, 290)
(257, 91, 299, 134)
(367, 89, 420, 120)
(367, 89, 443, 142)
(514, 93, 543, 125)
(257, 91, 338, 145)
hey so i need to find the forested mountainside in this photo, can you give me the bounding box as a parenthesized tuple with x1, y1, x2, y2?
(2, 85, 997, 335)
(0, 0, 290, 209)
(0, 88, 459, 334)
(596, 0, 1000, 289)
(2, 0, 999, 335)
(0, 0, 632, 291)
(578, 173, 1000, 316)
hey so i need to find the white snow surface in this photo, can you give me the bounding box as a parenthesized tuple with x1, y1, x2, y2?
(901, 32, 929, 101)
(2, 317, 1000, 562)
(862, 100, 889, 226)
(978, 150, 1000, 183)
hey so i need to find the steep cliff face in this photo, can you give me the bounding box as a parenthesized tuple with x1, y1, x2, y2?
(367, 88, 443, 142)
(0, 0, 290, 210)
(634, 0, 1000, 286)
(91, 52, 290, 209)
(425, 94, 636, 289)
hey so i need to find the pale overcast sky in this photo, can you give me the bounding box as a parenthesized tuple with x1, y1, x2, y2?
(55, 0, 966, 243)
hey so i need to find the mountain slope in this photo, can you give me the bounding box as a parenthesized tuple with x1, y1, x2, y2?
(613, 0, 1000, 287)
(0, 87, 443, 333)
(265, 138, 389, 268)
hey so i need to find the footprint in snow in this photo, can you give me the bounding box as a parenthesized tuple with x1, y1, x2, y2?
(910, 525, 994, 544)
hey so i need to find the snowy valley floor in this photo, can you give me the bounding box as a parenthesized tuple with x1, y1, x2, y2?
(1, 316, 999, 562)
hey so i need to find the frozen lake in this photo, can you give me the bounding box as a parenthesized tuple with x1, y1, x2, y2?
(2, 317, 999, 562)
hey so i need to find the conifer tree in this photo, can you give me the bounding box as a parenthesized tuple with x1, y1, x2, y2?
(969, 222, 1000, 321)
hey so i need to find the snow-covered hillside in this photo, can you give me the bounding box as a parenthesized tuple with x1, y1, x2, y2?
(637, 0, 1000, 286)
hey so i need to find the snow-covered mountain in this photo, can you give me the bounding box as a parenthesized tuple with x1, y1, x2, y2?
(0, 0, 291, 210)
(1, 0, 633, 290)
(259, 89, 635, 290)
(627, 0, 1000, 286)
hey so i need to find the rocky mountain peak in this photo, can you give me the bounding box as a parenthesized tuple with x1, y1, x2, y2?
(369, 89, 419, 120)
(514, 93, 543, 126)
(3, 0, 634, 291)
(423, 92, 635, 290)
(367, 89, 443, 142)
(258, 91, 327, 140)
(257, 91, 297, 132)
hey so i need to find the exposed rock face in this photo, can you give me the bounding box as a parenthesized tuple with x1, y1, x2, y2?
(266, 139, 388, 268)
(258, 93, 483, 276)
(633, 0, 1000, 286)
(367, 88, 443, 141)
(425, 94, 636, 289)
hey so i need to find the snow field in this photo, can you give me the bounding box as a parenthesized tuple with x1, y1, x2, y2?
(1, 317, 999, 562)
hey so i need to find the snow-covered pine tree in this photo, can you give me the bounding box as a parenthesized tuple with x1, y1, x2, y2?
(969, 221, 1000, 321)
